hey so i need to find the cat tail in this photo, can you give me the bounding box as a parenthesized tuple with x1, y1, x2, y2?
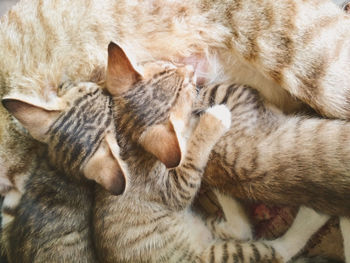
(291, 256, 343, 263)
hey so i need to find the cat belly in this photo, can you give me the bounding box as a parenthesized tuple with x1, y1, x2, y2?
(178, 52, 304, 113)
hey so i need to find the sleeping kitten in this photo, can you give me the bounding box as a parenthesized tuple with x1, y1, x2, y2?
(0, 83, 118, 262)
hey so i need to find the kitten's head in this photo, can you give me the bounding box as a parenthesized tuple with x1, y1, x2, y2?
(2, 82, 127, 195)
(106, 42, 196, 169)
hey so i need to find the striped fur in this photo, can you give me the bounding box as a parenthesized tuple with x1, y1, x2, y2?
(196, 83, 350, 261)
(1, 153, 97, 263)
(0, 84, 115, 262)
(93, 61, 283, 262)
(46, 85, 112, 179)
(198, 83, 350, 216)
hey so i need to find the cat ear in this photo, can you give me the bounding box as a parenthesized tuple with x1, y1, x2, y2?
(2, 98, 61, 142)
(83, 131, 128, 195)
(106, 42, 142, 96)
(139, 121, 184, 169)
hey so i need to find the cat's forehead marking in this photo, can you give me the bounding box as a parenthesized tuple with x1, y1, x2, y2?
(57, 81, 102, 108)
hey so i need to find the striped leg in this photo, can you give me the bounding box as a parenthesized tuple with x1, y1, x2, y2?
(164, 105, 231, 210)
(197, 241, 283, 263)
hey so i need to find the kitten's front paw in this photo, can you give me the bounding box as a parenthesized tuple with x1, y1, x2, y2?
(205, 105, 231, 131)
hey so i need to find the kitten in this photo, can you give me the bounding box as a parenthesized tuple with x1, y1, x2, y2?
(0, 83, 119, 262)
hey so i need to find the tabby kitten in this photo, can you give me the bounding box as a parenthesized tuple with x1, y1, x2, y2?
(0, 83, 119, 262)
(94, 43, 286, 263)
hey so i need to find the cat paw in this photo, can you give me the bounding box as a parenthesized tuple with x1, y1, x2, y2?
(205, 105, 231, 131)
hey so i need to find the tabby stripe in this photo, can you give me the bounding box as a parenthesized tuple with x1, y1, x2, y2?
(251, 244, 261, 262)
(270, 245, 276, 260)
(210, 217, 217, 233)
(230, 102, 245, 112)
(2, 206, 16, 217)
(177, 247, 190, 262)
(172, 174, 192, 197)
(177, 188, 192, 201)
(178, 170, 199, 188)
(181, 163, 203, 174)
(210, 245, 215, 263)
(236, 243, 243, 261)
(127, 226, 157, 246)
(220, 84, 239, 105)
(209, 85, 220, 106)
(222, 242, 229, 262)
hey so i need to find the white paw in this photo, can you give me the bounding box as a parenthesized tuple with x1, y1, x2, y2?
(205, 105, 231, 130)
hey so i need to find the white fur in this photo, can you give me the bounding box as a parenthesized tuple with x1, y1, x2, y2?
(267, 206, 330, 262)
(214, 190, 253, 241)
(205, 105, 232, 130)
(340, 217, 350, 263)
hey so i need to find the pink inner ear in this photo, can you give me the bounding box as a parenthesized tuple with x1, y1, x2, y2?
(106, 42, 141, 96)
(140, 124, 181, 168)
(2, 99, 60, 142)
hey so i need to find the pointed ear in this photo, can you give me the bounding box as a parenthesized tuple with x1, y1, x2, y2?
(83, 132, 127, 195)
(139, 121, 184, 169)
(106, 42, 142, 96)
(2, 98, 61, 142)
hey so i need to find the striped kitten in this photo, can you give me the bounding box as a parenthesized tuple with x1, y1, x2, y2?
(0, 149, 97, 263)
(0, 83, 118, 262)
(94, 43, 285, 263)
(195, 83, 350, 261)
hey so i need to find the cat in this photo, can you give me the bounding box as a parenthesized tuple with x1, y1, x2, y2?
(0, 149, 97, 263)
(194, 80, 350, 262)
(6, 42, 350, 262)
(3, 0, 350, 204)
(0, 82, 122, 262)
(2, 0, 350, 117)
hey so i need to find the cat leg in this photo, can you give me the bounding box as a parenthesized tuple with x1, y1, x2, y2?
(206, 190, 252, 241)
(266, 206, 330, 262)
(169, 105, 231, 210)
(198, 240, 283, 263)
(340, 217, 350, 263)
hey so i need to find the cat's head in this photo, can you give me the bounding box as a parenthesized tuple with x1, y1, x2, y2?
(2, 82, 128, 195)
(105, 42, 196, 169)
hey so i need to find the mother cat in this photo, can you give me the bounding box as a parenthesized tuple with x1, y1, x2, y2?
(2, 0, 350, 222)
